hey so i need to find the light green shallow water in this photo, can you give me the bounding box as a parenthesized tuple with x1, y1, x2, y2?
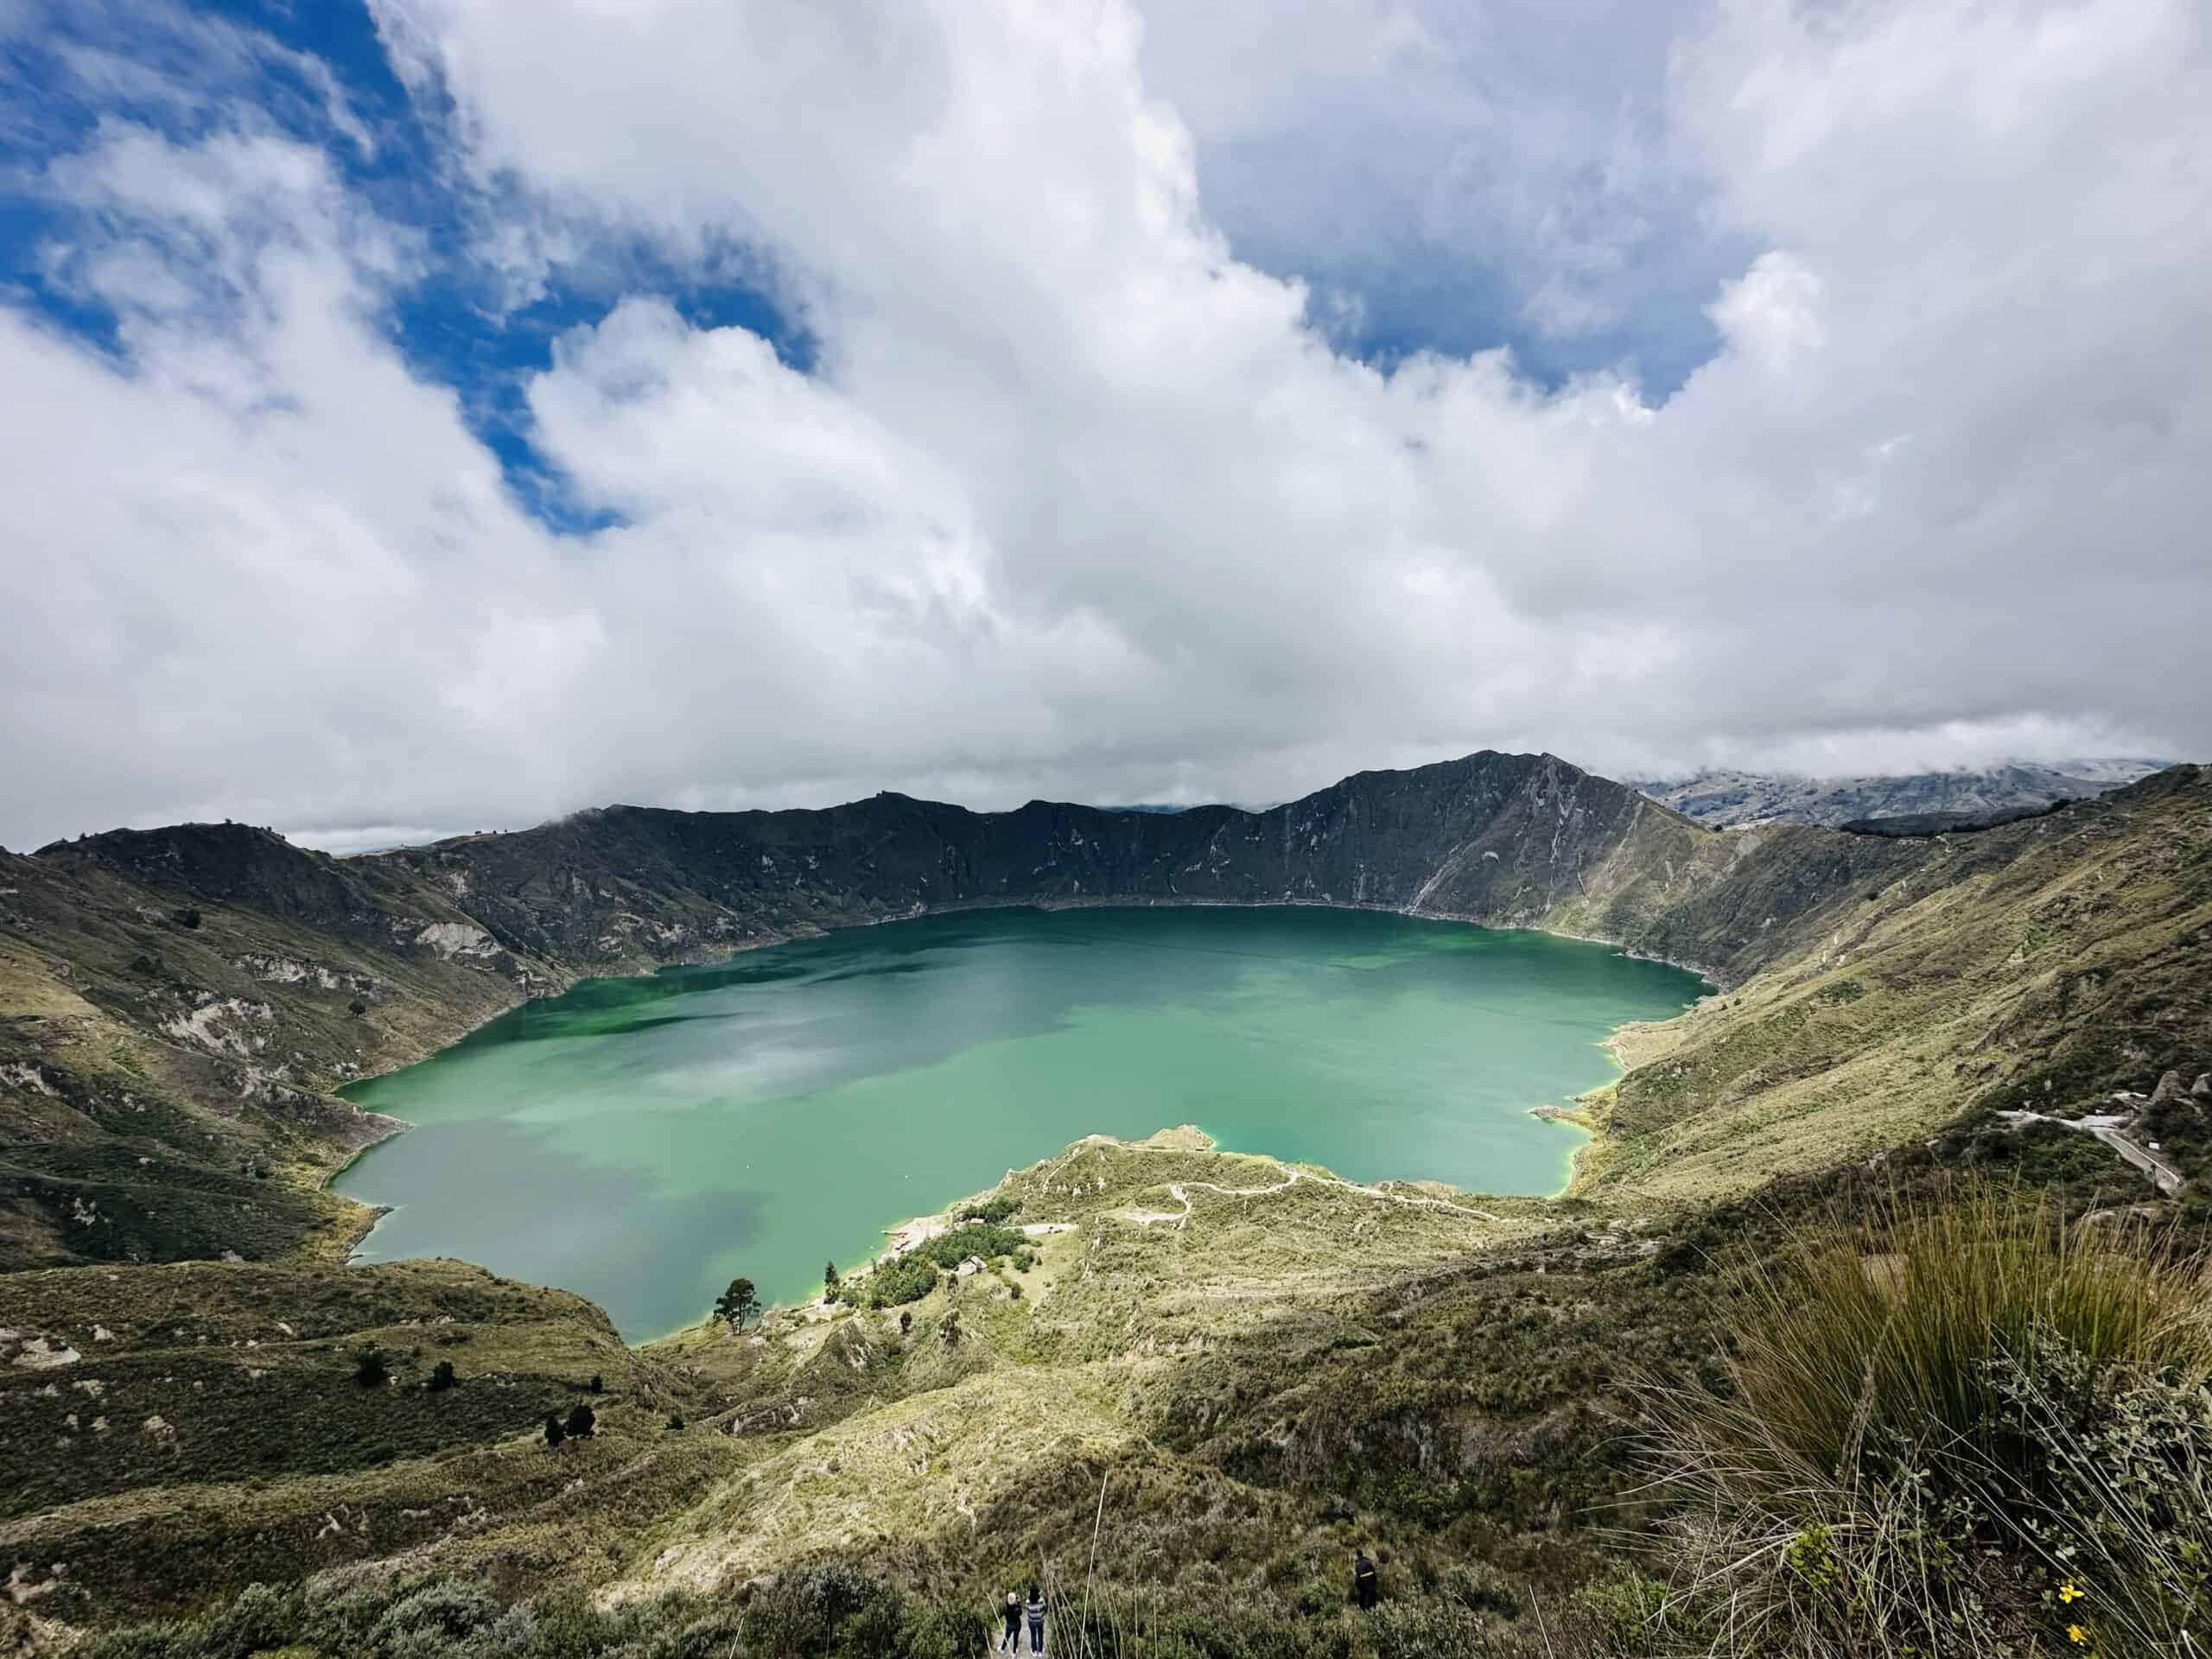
(335, 906, 1704, 1338)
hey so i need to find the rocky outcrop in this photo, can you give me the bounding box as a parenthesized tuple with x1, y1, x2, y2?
(1635, 760, 2166, 828)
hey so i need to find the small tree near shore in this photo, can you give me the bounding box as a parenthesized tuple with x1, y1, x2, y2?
(715, 1277, 761, 1331)
(823, 1258, 840, 1300)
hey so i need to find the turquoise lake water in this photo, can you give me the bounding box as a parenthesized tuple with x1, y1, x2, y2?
(334, 906, 1704, 1338)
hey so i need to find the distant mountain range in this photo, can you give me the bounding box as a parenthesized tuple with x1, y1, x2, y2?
(1630, 760, 2171, 828)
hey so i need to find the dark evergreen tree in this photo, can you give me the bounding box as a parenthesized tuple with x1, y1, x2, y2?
(564, 1402, 597, 1439)
(715, 1276, 762, 1330)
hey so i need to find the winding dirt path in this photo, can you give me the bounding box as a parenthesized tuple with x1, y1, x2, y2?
(1132, 1161, 1505, 1229)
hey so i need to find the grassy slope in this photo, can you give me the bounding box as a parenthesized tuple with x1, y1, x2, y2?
(6, 1103, 2203, 1639)
(602, 1128, 2190, 1641)
(593, 1133, 1585, 1610)
(1576, 766, 2212, 1201)
(0, 1257, 751, 1627)
(0, 836, 580, 1268)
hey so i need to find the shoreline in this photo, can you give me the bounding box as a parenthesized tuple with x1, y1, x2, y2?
(324, 899, 1710, 1341)
(311, 924, 837, 1257)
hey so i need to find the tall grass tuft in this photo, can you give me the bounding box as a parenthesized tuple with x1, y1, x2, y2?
(1704, 1186, 2212, 1478)
(1638, 1185, 2212, 1657)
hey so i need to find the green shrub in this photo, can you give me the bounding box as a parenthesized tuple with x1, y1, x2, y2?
(1572, 1565, 1669, 1651)
(645, 1609, 745, 1659)
(72, 1630, 177, 1659)
(1365, 1599, 1495, 1659)
(868, 1255, 938, 1308)
(1439, 1561, 1519, 1621)
(957, 1196, 1019, 1225)
(368, 1581, 504, 1653)
(199, 1582, 301, 1656)
(75, 1583, 305, 1659)
(897, 1601, 988, 1659)
(474, 1603, 540, 1656)
(741, 1563, 887, 1657)
(914, 1223, 1025, 1268)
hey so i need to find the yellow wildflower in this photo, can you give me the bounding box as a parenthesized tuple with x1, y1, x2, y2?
(2068, 1625, 2088, 1645)
(2060, 1583, 2085, 1604)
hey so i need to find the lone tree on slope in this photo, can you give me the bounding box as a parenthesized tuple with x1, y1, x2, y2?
(715, 1277, 762, 1331)
(564, 1402, 597, 1439)
(823, 1258, 840, 1299)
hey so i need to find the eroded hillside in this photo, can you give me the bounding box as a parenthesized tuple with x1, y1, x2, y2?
(1581, 765, 2212, 1199)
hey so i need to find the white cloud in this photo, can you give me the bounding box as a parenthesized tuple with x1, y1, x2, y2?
(1707, 251, 1825, 376)
(0, 0, 2206, 851)
(1133, 0, 1736, 372)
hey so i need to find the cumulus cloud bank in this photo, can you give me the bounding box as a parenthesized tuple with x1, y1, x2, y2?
(1, 0, 2205, 851)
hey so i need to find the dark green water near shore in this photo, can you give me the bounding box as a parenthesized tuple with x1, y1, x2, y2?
(334, 906, 1703, 1338)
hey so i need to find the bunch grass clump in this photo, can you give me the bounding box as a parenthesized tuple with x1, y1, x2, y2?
(1707, 1185, 2212, 1476)
(1639, 1184, 2212, 1657)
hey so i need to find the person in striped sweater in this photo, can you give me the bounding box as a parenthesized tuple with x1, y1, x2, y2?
(1024, 1584, 1047, 1653)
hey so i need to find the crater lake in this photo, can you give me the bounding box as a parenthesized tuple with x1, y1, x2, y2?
(334, 906, 1705, 1338)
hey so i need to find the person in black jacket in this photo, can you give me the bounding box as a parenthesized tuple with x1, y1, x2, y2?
(998, 1589, 1023, 1652)
(1353, 1548, 1379, 1611)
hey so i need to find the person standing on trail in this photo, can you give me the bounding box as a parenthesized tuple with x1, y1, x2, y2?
(998, 1589, 1023, 1652)
(1354, 1548, 1379, 1611)
(1025, 1583, 1046, 1654)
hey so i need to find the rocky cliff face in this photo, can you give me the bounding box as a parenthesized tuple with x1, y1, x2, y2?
(358, 750, 1923, 983)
